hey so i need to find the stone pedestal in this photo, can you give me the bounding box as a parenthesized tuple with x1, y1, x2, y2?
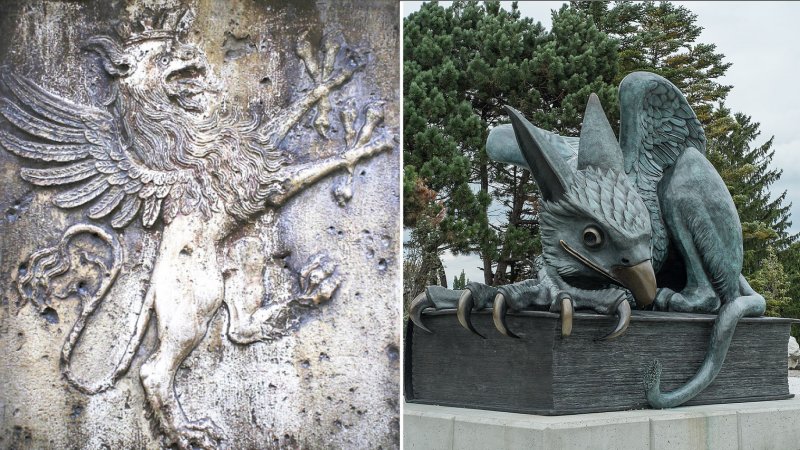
(403, 397, 800, 450)
(406, 310, 793, 414)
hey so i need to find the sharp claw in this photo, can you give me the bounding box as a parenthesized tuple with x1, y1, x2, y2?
(560, 296, 573, 337)
(492, 293, 519, 338)
(409, 292, 434, 333)
(598, 298, 631, 341)
(457, 289, 485, 338)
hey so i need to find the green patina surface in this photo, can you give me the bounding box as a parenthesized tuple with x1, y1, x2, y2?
(411, 71, 767, 410)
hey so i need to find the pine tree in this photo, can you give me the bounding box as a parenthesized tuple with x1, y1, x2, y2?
(750, 246, 792, 318)
(453, 270, 468, 290)
(706, 111, 796, 275)
(572, 1, 731, 125)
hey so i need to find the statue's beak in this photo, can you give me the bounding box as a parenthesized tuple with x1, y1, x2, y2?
(610, 260, 656, 308)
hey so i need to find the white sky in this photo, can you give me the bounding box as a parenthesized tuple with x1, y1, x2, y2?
(402, 1, 800, 285)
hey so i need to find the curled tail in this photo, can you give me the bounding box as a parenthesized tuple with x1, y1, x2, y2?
(17, 224, 153, 395)
(644, 276, 766, 408)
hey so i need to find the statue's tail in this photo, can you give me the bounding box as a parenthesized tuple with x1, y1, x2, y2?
(644, 276, 766, 408)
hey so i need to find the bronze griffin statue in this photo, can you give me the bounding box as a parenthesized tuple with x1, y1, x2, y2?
(410, 71, 766, 409)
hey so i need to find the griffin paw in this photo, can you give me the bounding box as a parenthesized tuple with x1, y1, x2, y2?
(409, 283, 497, 337)
(227, 307, 289, 344)
(408, 285, 463, 333)
(654, 287, 675, 311)
(173, 418, 224, 450)
(297, 254, 340, 306)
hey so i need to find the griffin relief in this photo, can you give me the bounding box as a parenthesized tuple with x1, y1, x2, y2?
(1, 8, 393, 449)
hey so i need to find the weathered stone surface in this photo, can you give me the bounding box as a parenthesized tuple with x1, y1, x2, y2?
(0, 1, 399, 449)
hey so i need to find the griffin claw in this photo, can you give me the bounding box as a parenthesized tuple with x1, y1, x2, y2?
(409, 292, 434, 333)
(598, 298, 631, 341)
(457, 289, 485, 338)
(560, 296, 573, 337)
(492, 293, 520, 338)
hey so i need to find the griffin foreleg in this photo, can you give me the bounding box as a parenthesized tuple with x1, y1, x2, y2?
(265, 137, 393, 208)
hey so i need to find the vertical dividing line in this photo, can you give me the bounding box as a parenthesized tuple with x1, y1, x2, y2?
(398, 3, 406, 449)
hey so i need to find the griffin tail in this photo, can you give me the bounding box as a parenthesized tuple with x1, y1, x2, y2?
(17, 224, 154, 395)
(644, 275, 765, 408)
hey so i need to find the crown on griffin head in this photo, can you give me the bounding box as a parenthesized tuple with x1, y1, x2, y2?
(113, 8, 195, 45)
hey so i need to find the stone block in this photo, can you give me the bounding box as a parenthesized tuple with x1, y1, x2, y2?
(406, 310, 793, 414)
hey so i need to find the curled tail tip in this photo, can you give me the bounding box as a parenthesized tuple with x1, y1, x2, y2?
(643, 359, 662, 392)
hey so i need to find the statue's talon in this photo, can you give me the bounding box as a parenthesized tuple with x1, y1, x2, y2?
(457, 289, 485, 338)
(409, 292, 434, 333)
(598, 298, 631, 341)
(492, 292, 519, 338)
(560, 295, 573, 337)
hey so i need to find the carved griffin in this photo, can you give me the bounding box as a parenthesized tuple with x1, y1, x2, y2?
(1, 8, 392, 449)
(410, 71, 765, 409)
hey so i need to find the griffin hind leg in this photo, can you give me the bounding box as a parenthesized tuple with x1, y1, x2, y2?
(139, 300, 224, 450)
(656, 147, 742, 312)
(140, 220, 228, 449)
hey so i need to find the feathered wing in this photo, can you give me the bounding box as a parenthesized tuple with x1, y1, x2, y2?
(618, 71, 706, 270)
(486, 122, 579, 172)
(0, 71, 194, 229)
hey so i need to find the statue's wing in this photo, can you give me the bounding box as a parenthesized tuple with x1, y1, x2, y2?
(618, 71, 706, 266)
(619, 71, 706, 183)
(487, 123, 578, 171)
(0, 71, 194, 228)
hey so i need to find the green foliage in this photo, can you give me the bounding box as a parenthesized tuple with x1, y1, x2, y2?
(572, 0, 731, 124)
(749, 247, 792, 317)
(706, 111, 796, 276)
(453, 270, 469, 290)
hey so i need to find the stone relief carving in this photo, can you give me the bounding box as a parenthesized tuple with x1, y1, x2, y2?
(0, 7, 393, 449)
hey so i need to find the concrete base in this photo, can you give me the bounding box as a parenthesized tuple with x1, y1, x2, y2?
(404, 382, 800, 450)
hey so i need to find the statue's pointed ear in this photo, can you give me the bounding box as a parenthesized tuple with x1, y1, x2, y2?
(505, 106, 574, 202)
(83, 36, 134, 77)
(577, 93, 624, 173)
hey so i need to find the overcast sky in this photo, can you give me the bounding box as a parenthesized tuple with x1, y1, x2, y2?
(403, 1, 800, 285)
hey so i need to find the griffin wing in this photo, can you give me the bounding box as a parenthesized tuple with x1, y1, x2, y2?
(0, 71, 194, 229)
(487, 123, 579, 172)
(618, 71, 706, 270)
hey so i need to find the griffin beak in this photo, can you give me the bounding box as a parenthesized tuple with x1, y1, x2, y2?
(610, 260, 656, 308)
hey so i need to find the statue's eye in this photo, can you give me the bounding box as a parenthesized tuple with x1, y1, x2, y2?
(583, 226, 603, 249)
(158, 54, 171, 66)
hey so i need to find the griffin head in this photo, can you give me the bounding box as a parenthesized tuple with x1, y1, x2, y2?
(82, 8, 218, 114)
(539, 167, 654, 306)
(502, 94, 656, 308)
